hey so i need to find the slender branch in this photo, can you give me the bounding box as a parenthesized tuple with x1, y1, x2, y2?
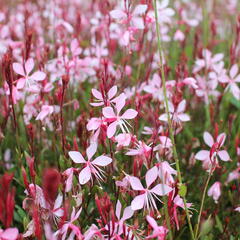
(153, 1, 195, 239)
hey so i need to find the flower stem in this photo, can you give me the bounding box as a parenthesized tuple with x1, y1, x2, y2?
(153, 1, 195, 239)
(194, 166, 213, 239)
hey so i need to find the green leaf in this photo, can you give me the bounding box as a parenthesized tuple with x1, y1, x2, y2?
(178, 184, 187, 197)
(215, 215, 223, 233)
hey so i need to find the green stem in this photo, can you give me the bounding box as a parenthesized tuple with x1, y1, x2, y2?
(153, 1, 195, 239)
(194, 166, 213, 239)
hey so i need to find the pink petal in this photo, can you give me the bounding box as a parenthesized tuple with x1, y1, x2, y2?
(110, 9, 126, 19)
(146, 215, 158, 230)
(212, 53, 224, 63)
(107, 86, 117, 99)
(1, 228, 18, 240)
(195, 150, 210, 160)
(159, 113, 168, 122)
(217, 133, 226, 147)
(107, 121, 118, 138)
(203, 132, 214, 147)
(121, 109, 138, 119)
(122, 206, 134, 221)
(13, 63, 25, 76)
(92, 89, 103, 100)
(86, 143, 97, 160)
(150, 184, 172, 196)
(25, 58, 34, 75)
(116, 200, 122, 220)
(102, 107, 116, 119)
(218, 150, 230, 161)
(16, 77, 26, 89)
(115, 93, 126, 114)
(145, 166, 158, 188)
(178, 113, 190, 122)
(230, 64, 238, 79)
(133, 4, 147, 15)
(177, 100, 186, 113)
(92, 155, 112, 166)
(131, 194, 145, 210)
(129, 176, 144, 191)
(31, 71, 46, 81)
(54, 194, 63, 209)
(79, 166, 91, 185)
(69, 151, 86, 163)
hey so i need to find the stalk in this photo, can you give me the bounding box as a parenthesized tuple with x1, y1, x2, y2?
(194, 165, 213, 239)
(153, 1, 195, 239)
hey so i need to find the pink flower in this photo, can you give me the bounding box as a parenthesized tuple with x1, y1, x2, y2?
(63, 168, 74, 192)
(193, 49, 224, 73)
(195, 132, 230, 168)
(0, 228, 18, 240)
(208, 181, 221, 203)
(157, 161, 176, 185)
(36, 105, 54, 121)
(146, 215, 168, 240)
(13, 58, 46, 89)
(126, 140, 152, 158)
(102, 93, 138, 138)
(115, 133, 132, 148)
(159, 100, 190, 123)
(55, 207, 83, 240)
(90, 86, 118, 107)
(129, 166, 172, 210)
(110, 4, 147, 30)
(219, 64, 240, 100)
(68, 143, 112, 185)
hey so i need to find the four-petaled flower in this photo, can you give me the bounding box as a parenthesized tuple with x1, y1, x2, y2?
(129, 166, 172, 210)
(102, 93, 138, 138)
(69, 143, 112, 185)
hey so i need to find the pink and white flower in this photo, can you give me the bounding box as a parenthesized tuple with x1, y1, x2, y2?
(102, 93, 138, 138)
(208, 181, 221, 203)
(129, 166, 172, 210)
(13, 58, 46, 89)
(69, 143, 112, 185)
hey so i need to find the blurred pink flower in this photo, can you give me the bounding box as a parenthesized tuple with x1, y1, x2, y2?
(208, 181, 221, 203)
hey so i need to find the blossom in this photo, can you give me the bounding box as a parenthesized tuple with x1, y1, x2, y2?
(219, 64, 240, 100)
(193, 49, 224, 73)
(129, 166, 172, 210)
(36, 105, 54, 121)
(159, 100, 190, 124)
(13, 58, 46, 89)
(102, 93, 138, 138)
(195, 132, 230, 168)
(0, 228, 18, 240)
(208, 181, 221, 203)
(68, 143, 112, 184)
(90, 85, 118, 107)
(54, 207, 83, 240)
(146, 215, 168, 240)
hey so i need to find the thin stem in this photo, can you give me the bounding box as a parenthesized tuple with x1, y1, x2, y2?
(153, 1, 195, 239)
(194, 166, 213, 239)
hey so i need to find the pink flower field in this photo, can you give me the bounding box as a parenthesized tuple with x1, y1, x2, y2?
(0, 0, 239, 239)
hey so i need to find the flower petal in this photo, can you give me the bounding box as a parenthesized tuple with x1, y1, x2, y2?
(13, 63, 25, 76)
(203, 132, 214, 147)
(218, 150, 230, 161)
(129, 176, 144, 191)
(107, 86, 117, 99)
(150, 184, 172, 196)
(86, 143, 97, 160)
(79, 166, 91, 185)
(31, 71, 46, 81)
(121, 109, 138, 119)
(145, 166, 158, 188)
(107, 121, 118, 138)
(68, 151, 86, 163)
(102, 107, 116, 119)
(25, 58, 34, 75)
(131, 194, 145, 210)
(92, 155, 112, 166)
(195, 150, 210, 160)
